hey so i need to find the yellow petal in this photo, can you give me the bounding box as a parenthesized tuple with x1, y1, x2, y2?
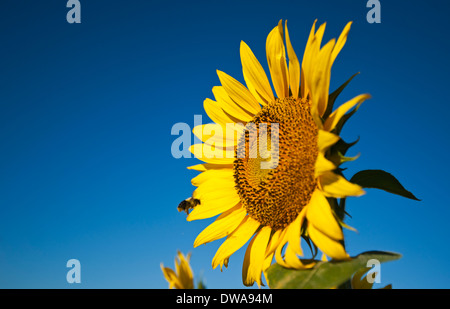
(191, 168, 234, 187)
(265, 229, 283, 258)
(160, 264, 179, 289)
(266, 20, 289, 98)
(216, 70, 260, 115)
(285, 20, 300, 98)
(313, 22, 327, 51)
(324, 94, 371, 132)
(192, 123, 221, 143)
(187, 194, 240, 221)
(286, 208, 307, 256)
(242, 226, 271, 287)
(175, 252, 194, 289)
(310, 38, 335, 120)
(317, 129, 340, 152)
(203, 98, 241, 127)
(273, 226, 315, 269)
(283, 210, 310, 269)
(284, 243, 316, 269)
(331, 22, 352, 65)
(308, 223, 349, 260)
(302, 20, 355, 122)
(194, 204, 247, 247)
(300, 19, 317, 98)
(315, 152, 336, 177)
(189, 143, 235, 164)
(192, 173, 235, 198)
(306, 189, 343, 241)
(187, 163, 233, 172)
(212, 86, 254, 122)
(212, 216, 260, 270)
(319, 171, 365, 198)
(240, 41, 274, 105)
(262, 251, 275, 286)
(300, 38, 316, 101)
(302, 22, 327, 102)
(284, 243, 303, 268)
(161, 252, 194, 289)
(188, 180, 240, 221)
(192, 124, 237, 149)
(263, 250, 274, 271)
(274, 229, 290, 268)
(305, 19, 318, 51)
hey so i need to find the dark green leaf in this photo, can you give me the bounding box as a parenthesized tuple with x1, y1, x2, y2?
(350, 169, 420, 201)
(266, 251, 401, 289)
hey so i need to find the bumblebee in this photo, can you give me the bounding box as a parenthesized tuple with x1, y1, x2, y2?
(177, 197, 200, 215)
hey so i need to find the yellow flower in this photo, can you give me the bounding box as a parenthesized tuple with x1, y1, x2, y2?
(160, 251, 194, 289)
(187, 20, 371, 287)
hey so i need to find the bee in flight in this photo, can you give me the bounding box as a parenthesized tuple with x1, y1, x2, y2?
(177, 197, 200, 215)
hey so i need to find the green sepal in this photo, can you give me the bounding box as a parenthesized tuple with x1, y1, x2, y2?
(266, 251, 401, 289)
(332, 100, 363, 135)
(337, 198, 352, 219)
(337, 216, 357, 233)
(302, 235, 318, 259)
(329, 150, 360, 167)
(350, 169, 420, 201)
(328, 197, 357, 233)
(324, 72, 360, 120)
(330, 137, 360, 157)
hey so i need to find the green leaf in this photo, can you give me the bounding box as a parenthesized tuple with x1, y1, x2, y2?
(350, 169, 420, 201)
(266, 251, 401, 289)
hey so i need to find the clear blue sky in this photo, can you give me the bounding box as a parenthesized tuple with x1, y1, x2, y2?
(0, 0, 449, 288)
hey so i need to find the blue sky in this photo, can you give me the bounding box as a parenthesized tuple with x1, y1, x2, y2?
(0, 0, 449, 288)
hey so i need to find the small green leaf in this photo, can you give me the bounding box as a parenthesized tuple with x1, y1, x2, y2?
(266, 251, 401, 289)
(302, 236, 318, 259)
(350, 169, 420, 201)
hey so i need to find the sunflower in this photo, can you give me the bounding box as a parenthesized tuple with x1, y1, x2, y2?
(186, 20, 371, 287)
(161, 251, 194, 289)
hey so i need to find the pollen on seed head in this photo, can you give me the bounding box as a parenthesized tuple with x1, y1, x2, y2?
(233, 97, 319, 230)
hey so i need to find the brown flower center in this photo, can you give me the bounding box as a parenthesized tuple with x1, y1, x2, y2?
(233, 97, 319, 230)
